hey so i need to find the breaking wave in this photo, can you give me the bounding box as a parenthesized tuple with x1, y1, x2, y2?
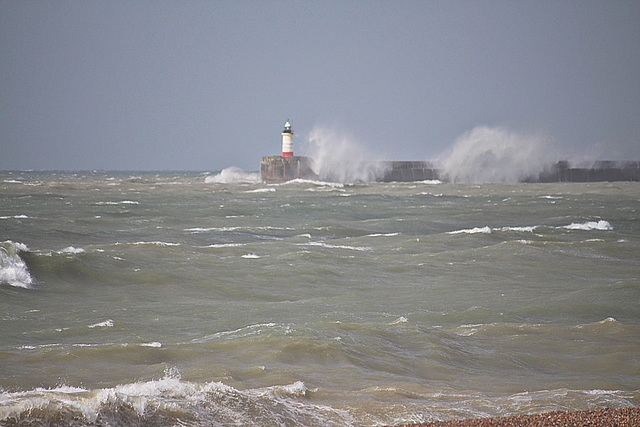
(205, 167, 261, 184)
(448, 221, 613, 235)
(0, 375, 353, 426)
(439, 126, 555, 183)
(0, 241, 34, 289)
(306, 126, 389, 183)
(562, 220, 613, 231)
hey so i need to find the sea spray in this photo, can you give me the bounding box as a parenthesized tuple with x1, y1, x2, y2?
(0, 241, 33, 289)
(439, 126, 555, 183)
(205, 167, 260, 184)
(306, 126, 389, 183)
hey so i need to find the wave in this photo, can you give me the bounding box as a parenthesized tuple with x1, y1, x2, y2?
(0, 241, 34, 289)
(241, 253, 261, 259)
(93, 201, 140, 206)
(282, 178, 345, 188)
(205, 167, 261, 184)
(439, 126, 555, 183)
(448, 226, 492, 235)
(0, 375, 353, 426)
(448, 221, 613, 235)
(201, 243, 246, 248)
(0, 214, 30, 220)
(244, 187, 276, 193)
(113, 241, 181, 247)
(304, 241, 372, 252)
(2, 378, 635, 426)
(87, 319, 114, 329)
(306, 126, 389, 183)
(561, 220, 613, 231)
(59, 246, 86, 254)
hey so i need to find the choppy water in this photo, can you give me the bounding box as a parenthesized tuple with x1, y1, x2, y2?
(1, 171, 639, 426)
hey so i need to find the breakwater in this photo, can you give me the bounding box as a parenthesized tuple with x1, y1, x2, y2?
(535, 161, 640, 183)
(260, 156, 640, 183)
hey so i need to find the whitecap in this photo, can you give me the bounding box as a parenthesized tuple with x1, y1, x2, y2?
(140, 342, 162, 348)
(0, 241, 34, 289)
(59, 246, 85, 254)
(94, 201, 139, 205)
(305, 242, 372, 251)
(244, 188, 276, 193)
(562, 220, 613, 231)
(0, 215, 29, 220)
(448, 226, 492, 235)
(186, 227, 241, 233)
(131, 241, 180, 247)
(497, 226, 538, 232)
(202, 243, 245, 248)
(366, 233, 399, 237)
(241, 253, 261, 259)
(257, 381, 311, 398)
(284, 178, 345, 188)
(205, 167, 261, 184)
(88, 319, 113, 328)
(389, 316, 409, 325)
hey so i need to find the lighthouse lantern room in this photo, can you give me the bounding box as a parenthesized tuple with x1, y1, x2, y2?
(282, 120, 293, 157)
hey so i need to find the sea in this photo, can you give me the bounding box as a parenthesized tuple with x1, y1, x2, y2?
(1, 170, 639, 426)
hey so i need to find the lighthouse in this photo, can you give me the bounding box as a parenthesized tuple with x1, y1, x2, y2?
(282, 120, 293, 157)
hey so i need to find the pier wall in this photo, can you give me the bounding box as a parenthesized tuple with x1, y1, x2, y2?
(379, 161, 440, 182)
(535, 161, 640, 182)
(260, 157, 640, 183)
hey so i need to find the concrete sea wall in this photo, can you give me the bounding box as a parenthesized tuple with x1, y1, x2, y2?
(260, 157, 640, 183)
(535, 161, 640, 183)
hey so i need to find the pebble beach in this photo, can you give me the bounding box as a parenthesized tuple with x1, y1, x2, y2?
(395, 406, 640, 426)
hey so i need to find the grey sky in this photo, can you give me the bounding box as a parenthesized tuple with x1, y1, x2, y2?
(1, 0, 639, 171)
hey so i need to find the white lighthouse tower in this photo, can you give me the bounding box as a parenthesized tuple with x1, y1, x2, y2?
(282, 120, 293, 157)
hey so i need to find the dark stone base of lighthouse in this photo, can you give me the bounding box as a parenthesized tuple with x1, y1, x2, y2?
(260, 156, 319, 183)
(260, 156, 640, 183)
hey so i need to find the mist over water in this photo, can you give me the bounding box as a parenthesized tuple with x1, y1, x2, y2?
(306, 126, 390, 183)
(438, 126, 556, 183)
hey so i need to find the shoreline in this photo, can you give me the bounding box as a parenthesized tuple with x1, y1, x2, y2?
(393, 407, 640, 426)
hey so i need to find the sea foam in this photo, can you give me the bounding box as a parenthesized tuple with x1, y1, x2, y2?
(88, 319, 113, 328)
(0, 377, 350, 426)
(0, 241, 34, 289)
(205, 167, 261, 184)
(562, 220, 613, 231)
(448, 226, 492, 235)
(59, 246, 85, 254)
